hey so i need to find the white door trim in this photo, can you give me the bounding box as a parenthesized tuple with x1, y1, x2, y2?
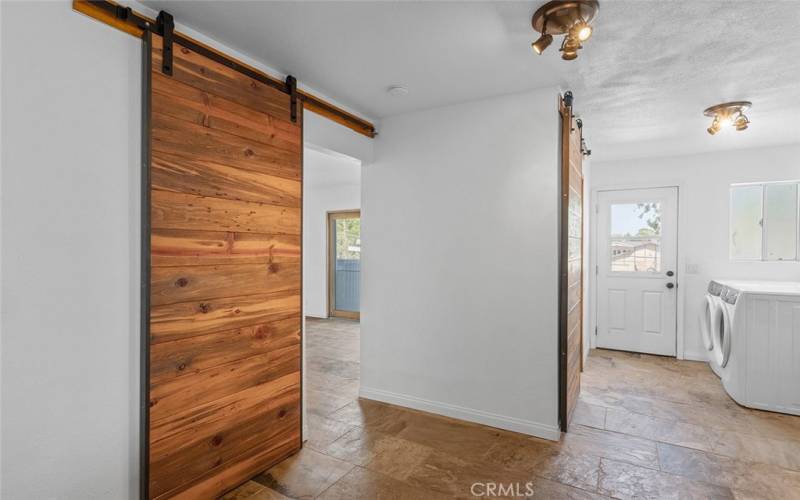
(590, 181, 687, 359)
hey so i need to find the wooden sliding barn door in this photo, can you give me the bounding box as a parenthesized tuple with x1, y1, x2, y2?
(146, 33, 302, 499)
(559, 93, 584, 432)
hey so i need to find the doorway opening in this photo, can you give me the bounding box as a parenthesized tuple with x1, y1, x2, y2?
(297, 147, 363, 468)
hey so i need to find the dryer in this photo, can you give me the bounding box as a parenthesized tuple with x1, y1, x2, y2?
(708, 280, 800, 416)
(700, 281, 724, 375)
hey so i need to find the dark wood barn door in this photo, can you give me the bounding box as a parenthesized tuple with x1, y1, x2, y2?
(146, 33, 302, 499)
(559, 93, 584, 432)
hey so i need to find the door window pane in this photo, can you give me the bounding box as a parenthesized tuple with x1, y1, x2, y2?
(333, 216, 360, 313)
(610, 202, 662, 273)
(764, 183, 798, 261)
(730, 185, 763, 260)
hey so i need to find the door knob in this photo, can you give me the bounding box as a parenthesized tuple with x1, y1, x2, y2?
(666, 270, 674, 277)
(666, 282, 675, 289)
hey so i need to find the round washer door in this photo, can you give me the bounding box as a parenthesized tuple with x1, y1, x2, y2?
(711, 302, 732, 368)
(699, 295, 715, 351)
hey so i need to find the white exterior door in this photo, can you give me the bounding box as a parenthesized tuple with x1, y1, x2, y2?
(596, 187, 678, 356)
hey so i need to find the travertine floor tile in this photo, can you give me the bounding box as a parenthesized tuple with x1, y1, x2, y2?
(247, 487, 292, 500)
(306, 388, 354, 418)
(303, 413, 358, 452)
(326, 399, 412, 433)
(403, 449, 532, 499)
(317, 466, 450, 500)
(598, 458, 734, 499)
(528, 476, 611, 499)
(394, 410, 504, 458)
(254, 448, 354, 499)
(226, 321, 800, 500)
(572, 400, 607, 429)
(323, 426, 423, 468)
(709, 428, 800, 471)
(481, 434, 601, 492)
(604, 406, 717, 452)
(219, 481, 268, 500)
(561, 424, 660, 469)
(657, 442, 800, 500)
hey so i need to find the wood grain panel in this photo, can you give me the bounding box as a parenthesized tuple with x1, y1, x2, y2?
(168, 433, 298, 500)
(152, 111, 300, 181)
(151, 36, 293, 123)
(150, 319, 300, 386)
(151, 345, 300, 423)
(147, 33, 302, 499)
(567, 259, 581, 287)
(151, 377, 300, 499)
(152, 152, 300, 207)
(150, 290, 301, 343)
(152, 403, 299, 498)
(150, 373, 299, 448)
(151, 189, 300, 235)
(567, 282, 582, 313)
(151, 229, 300, 267)
(152, 72, 300, 154)
(150, 262, 300, 306)
(153, 381, 299, 500)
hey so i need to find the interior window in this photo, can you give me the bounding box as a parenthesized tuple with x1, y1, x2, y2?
(730, 181, 799, 261)
(764, 183, 799, 261)
(610, 202, 662, 273)
(730, 185, 763, 260)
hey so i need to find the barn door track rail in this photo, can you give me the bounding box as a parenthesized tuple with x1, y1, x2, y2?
(73, 0, 376, 136)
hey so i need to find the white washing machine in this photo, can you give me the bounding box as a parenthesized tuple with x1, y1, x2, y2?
(707, 279, 800, 416)
(699, 281, 724, 374)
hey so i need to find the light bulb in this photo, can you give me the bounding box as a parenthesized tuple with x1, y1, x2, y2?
(562, 49, 579, 60)
(707, 117, 721, 135)
(572, 21, 593, 42)
(560, 36, 582, 61)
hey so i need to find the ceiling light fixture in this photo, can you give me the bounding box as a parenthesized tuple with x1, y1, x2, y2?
(703, 101, 752, 135)
(531, 0, 599, 61)
(387, 85, 409, 97)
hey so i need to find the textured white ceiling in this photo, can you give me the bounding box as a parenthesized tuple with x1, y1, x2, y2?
(142, 0, 800, 161)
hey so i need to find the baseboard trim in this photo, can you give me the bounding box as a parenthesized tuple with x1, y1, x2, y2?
(682, 351, 709, 362)
(359, 386, 561, 441)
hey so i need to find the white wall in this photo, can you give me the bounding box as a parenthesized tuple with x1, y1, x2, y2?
(0, 2, 375, 497)
(1, 2, 141, 498)
(361, 88, 561, 440)
(303, 148, 361, 318)
(590, 144, 800, 360)
(304, 113, 374, 165)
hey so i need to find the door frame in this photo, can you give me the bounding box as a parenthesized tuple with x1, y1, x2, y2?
(327, 210, 361, 320)
(590, 182, 689, 359)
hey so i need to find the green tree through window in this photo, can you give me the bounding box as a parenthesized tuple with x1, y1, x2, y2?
(336, 218, 361, 260)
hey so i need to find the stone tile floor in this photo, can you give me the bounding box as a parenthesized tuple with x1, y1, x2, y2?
(223, 318, 800, 499)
